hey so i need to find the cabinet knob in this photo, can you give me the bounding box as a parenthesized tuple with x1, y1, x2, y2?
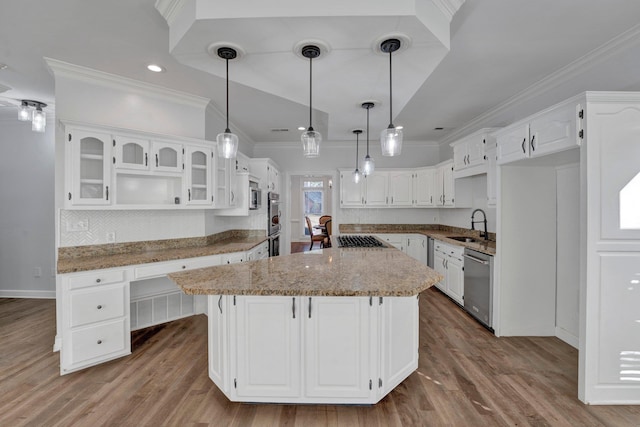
(96, 278, 101, 283)
(97, 305, 103, 310)
(97, 340, 103, 345)
(182, 265, 186, 269)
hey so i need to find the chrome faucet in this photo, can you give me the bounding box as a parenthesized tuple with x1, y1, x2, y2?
(471, 208, 489, 240)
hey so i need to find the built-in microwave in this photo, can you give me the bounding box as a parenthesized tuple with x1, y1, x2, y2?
(249, 180, 261, 210)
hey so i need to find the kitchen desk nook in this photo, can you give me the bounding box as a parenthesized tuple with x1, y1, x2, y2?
(169, 243, 442, 404)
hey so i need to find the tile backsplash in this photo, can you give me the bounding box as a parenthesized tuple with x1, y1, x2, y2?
(59, 209, 206, 247)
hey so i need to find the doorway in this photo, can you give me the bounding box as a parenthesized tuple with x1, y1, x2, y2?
(289, 174, 334, 252)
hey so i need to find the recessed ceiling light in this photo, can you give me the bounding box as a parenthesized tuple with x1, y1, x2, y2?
(147, 64, 165, 73)
(298, 126, 306, 131)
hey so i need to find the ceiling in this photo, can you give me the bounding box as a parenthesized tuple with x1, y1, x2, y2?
(2, 0, 640, 147)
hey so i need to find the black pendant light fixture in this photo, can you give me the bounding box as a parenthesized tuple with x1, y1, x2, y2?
(362, 102, 375, 176)
(301, 45, 322, 158)
(352, 129, 362, 183)
(380, 38, 403, 157)
(216, 47, 239, 159)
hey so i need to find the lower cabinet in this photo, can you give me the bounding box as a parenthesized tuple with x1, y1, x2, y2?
(434, 240, 464, 305)
(375, 234, 428, 265)
(210, 294, 419, 404)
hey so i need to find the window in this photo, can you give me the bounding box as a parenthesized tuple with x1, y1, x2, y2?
(303, 179, 324, 236)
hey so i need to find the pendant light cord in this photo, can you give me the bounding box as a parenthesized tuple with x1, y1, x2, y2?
(225, 57, 230, 133)
(309, 56, 313, 130)
(388, 50, 393, 127)
(366, 104, 370, 155)
(355, 132, 359, 168)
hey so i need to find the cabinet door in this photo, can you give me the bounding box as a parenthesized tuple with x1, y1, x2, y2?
(497, 124, 530, 164)
(68, 128, 112, 205)
(216, 155, 230, 208)
(185, 147, 212, 205)
(114, 135, 149, 171)
(434, 167, 444, 206)
(405, 236, 426, 264)
(388, 172, 414, 206)
(365, 172, 388, 206)
(340, 172, 365, 207)
(447, 255, 464, 305)
(229, 162, 238, 207)
(235, 296, 300, 398)
(152, 141, 183, 173)
(529, 102, 576, 158)
(434, 250, 447, 292)
(208, 295, 229, 392)
(467, 137, 486, 167)
(415, 168, 436, 206)
(267, 164, 280, 193)
(486, 146, 497, 207)
(453, 143, 468, 171)
(441, 162, 455, 207)
(304, 297, 372, 399)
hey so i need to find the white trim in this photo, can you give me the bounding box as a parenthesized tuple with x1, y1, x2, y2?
(154, 0, 188, 25)
(255, 139, 440, 149)
(431, 0, 466, 21)
(440, 23, 640, 145)
(0, 290, 56, 299)
(44, 57, 211, 110)
(555, 326, 579, 349)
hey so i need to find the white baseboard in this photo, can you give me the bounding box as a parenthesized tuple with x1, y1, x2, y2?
(0, 290, 56, 299)
(555, 326, 579, 349)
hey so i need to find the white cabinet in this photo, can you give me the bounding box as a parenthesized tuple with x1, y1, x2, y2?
(185, 147, 212, 205)
(452, 129, 497, 178)
(66, 127, 112, 206)
(415, 168, 436, 207)
(212, 294, 418, 404)
(405, 235, 427, 264)
(486, 143, 498, 207)
(59, 269, 130, 374)
(215, 156, 237, 208)
(305, 297, 371, 399)
(376, 234, 405, 251)
(152, 141, 183, 174)
(248, 158, 280, 196)
(497, 101, 577, 165)
(388, 171, 414, 206)
(114, 135, 149, 171)
(340, 171, 365, 206)
(365, 172, 389, 206)
(434, 240, 464, 305)
(235, 296, 301, 398)
(247, 241, 269, 260)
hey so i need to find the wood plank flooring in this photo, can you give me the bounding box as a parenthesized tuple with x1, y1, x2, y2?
(1, 292, 639, 426)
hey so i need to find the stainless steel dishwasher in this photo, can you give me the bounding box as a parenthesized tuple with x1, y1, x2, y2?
(463, 248, 493, 330)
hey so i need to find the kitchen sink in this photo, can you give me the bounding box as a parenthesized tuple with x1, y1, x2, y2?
(448, 236, 479, 243)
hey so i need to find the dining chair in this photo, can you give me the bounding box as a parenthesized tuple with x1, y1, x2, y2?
(318, 215, 331, 226)
(305, 216, 325, 249)
(323, 219, 333, 248)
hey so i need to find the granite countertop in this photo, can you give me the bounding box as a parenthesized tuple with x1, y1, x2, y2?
(169, 247, 442, 297)
(339, 224, 496, 256)
(57, 230, 268, 274)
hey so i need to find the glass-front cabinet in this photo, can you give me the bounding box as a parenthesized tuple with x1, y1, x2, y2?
(186, 147, 212, 205)
(67, 128, 112, 206)
(152, 142, 182, 174)
(114, 135, 149, 171)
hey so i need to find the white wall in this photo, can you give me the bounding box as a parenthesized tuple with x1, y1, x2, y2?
(555, 164, 580, 347)
(0, 115, 56, 297)
(438, 174, 496, 232)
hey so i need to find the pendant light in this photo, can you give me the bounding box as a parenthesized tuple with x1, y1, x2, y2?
(362, 102, 375, 176)
(216, 47, 239, 159)
(380, 39, 403, 157)
(301, 45, 322, 158)
(17, 100, 47, 132)
(352, 129, 362, 183)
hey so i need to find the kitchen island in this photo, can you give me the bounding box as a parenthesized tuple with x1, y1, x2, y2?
(169, 245, 442, 404)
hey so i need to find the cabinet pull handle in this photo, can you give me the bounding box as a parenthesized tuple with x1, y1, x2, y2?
(97, 305, 103, 310)
(430, 196, 432, 204)
(96, 278, 101, 283)
(530, 135, 536, 152)
(182, 265, 186, 269)
(97, 340, 103, 345)
(145, 153, 148, 166)
(218, 295, 223, 314)
(521, 138, 526, 153)
(105, 186, 109, 201)
(292, 297, 296, 319)
(188, 189, 191, 201)
(156, 154, 159, 167)
(231, 191, 235, 202)
(308, 297, 312, 318)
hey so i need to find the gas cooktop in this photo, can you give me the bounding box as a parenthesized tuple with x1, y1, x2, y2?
(336, 235, 386, 248)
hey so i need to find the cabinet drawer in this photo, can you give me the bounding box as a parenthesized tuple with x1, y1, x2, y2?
(133, 255, 221, 279)
(67, 270, 125, 290)
(68, 318, 129, 366)
(70, 283, 127, 327)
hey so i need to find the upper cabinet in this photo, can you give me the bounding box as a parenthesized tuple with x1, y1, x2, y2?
(388, 171, 414, 206)
(496, 101, 578, 165)
(415, 168, 437, 207)
(249, 158, 281, 194)
(66, 127, 112, 206)
(63, 121, 223, 210)
(451, 129, 497, 179)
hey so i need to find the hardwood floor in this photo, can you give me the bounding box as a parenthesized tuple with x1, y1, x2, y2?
(1, 292, 639, 426)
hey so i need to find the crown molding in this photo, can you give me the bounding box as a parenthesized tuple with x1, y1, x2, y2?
(44, 57, 210, 110)
(439, 22, 640, 145)
(154, 0, 188, 25)
(255, 139, 440, 150)
(431, 0, 466, 21)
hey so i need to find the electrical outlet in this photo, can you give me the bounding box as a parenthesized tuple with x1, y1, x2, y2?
(33, 267, 42, 278)
(106, 232, 116, 243)
(66, 218, 89, 232)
